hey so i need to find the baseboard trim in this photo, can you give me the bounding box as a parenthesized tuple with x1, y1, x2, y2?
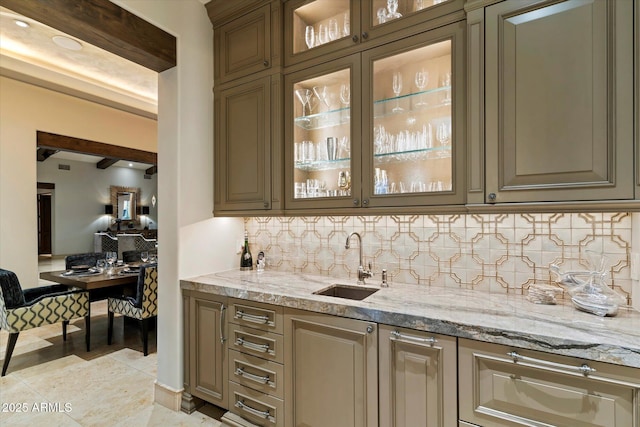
(154, 380, 182, 411)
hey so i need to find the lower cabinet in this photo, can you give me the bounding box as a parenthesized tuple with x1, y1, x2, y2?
(186, 291, 228, 409)
(378, 325, 457, 427)
(284, 309, 378, 427)
(458, 338, 640, 427)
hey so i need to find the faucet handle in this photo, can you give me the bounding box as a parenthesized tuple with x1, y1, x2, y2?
(381, 269, 388, 287)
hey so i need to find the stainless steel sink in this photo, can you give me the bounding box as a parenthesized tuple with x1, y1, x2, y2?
(313, 284, 379, 300)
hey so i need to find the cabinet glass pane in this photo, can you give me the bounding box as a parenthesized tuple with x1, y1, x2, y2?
(292, 0, 351, 55)
(371, 0, 452, 27)
(371, 40, 451, 195)
(293, 69, 351, 199)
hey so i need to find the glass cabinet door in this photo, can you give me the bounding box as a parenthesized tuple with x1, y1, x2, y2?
(285, 56, 361, 208)
(284, 0, 359, 66)
(362, 24, 464, 207)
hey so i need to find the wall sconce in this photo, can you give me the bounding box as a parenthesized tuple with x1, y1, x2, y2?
(104, 204, 114, 215)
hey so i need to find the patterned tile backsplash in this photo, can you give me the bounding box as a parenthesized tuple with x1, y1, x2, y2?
(244, 213, 632, 305)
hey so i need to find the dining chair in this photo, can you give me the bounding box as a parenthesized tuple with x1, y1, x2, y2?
(65, 252, 105, 270)
(0, 268, 90, 376)
(107, 264, 157, 356)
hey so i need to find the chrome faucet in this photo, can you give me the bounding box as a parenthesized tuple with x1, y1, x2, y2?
(345, 232, 373, 285)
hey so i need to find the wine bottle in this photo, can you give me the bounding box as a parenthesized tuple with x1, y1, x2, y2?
(240, 231, 253, 270)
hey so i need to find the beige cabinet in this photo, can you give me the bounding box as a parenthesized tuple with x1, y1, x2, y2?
(209, 0, 281, 85)
(458, 338, 640, 427)
(284, 21, 466, 211)
(225, 299, 285, 427)
(284, 309, 378, 427)
(214, 75, 283, 214)
(283, 0, 465, 68)
(378, 325, 457, 427)
(472, 0, 635, 204)
(184, 291, 228, 409)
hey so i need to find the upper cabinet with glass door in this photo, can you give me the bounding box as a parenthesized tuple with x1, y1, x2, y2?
(284, 0, 464, 68)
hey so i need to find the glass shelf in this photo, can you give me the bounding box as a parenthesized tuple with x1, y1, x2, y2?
(295, 157, 350, 172)
(293, 86, 452, 131)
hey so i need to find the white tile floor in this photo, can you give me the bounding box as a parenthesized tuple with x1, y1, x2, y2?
(1, 257, 221, 426)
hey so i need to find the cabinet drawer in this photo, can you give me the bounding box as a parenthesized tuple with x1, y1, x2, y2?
(230, 299, 284, 334)
(459, 338, 640, 427)
(229, 381, 284, 427)
(229, 349, 284, 399)
(231, 324, 284, 364)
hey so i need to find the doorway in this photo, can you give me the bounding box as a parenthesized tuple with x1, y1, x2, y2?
(37, 182, 54, 255)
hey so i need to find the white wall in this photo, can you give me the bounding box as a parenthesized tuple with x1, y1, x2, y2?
(37, 158, 158, 255)
(113, 0, 243, 399)
(0, 76, 157, 285)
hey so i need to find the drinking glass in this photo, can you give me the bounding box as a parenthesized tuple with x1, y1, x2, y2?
(377, 8, 387, 24)
(436, 121, 450, 146)
(305, 25, 315, 49)
(96, 259, 106, 273)
(414, 69, 429, 106)
(439, 71, 451, 105)
(318, 24, 328, 45)
(339, 83, 350, 119)
(149, 253, 157, 263)
(392, 72, 403, 113)
(294, 88, 312, 116)
(141, 251, 149, 263)
(313, 86, 330, 112)
(343, 12, 350, 37)
(386, 0, 402, 20)
(106, 251, 117, 275)
(328, 19, 339, 41)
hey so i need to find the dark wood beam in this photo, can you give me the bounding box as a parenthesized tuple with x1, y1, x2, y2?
(37, 131, 157, 165)
(145, 165, 157, 176)
(37, 182, 55, 190)
(36, 147, 58, 161)
(96, 158, 119, 169)
(0, 0, 176, 72)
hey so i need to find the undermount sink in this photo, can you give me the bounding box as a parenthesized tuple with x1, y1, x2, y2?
(313, 284, 379, 301)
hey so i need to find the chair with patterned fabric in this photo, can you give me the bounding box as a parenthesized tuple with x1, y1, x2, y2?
(0, 268, 90, 376)
(107, 264, 157, 356)
(65, 252, 105, 270)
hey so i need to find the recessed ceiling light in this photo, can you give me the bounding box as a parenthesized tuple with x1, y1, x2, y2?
(14, 20, 29, 28)
(129, 163, 133, 167)
(52, 35, 83, 51)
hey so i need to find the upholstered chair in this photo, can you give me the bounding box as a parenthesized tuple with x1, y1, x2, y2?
(0, 269, 90, 376)
(64, 252, 105, 270)
(107, 264, 157, 356)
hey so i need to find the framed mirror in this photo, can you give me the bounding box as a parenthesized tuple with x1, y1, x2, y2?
(110, 186, 140, 224)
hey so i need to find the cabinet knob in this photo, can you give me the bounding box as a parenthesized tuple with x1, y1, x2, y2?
(362, 199, 369, 206)
(366, 325, 374, 334)
(352, 35, 359, 43)
(488, 192, 497, 203)
(263, 60, 269, 67)
(361, 32, 368, 40)
(353, 198, 359, 206)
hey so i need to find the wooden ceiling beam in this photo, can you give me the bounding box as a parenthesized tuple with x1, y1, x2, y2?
(145, 165, 157, 176)
(37, 131, 157, 166)
(96, 158, 119, 169)
(36, 147, 58, 161)
(0, 0, 176, 72)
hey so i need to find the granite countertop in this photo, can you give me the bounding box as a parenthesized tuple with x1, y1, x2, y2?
(181, 269, 640, 369)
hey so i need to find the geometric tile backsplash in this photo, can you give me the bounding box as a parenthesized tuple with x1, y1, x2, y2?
(245, 212, 632, 305)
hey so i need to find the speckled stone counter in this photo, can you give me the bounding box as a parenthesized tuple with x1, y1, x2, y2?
(181, 270, 640, 369)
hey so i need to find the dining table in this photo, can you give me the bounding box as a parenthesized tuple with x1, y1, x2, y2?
(39, 267, 140, 349)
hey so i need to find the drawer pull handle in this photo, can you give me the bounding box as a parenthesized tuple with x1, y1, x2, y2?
(220, 304, 226, 344)
(507, 351, 596, 376)
(235, 400, 276, 423)
(235, 367, 273, 386)
(391, 330, 437, 345)
(235, 310, 272, 325)
(236, 337, 274, 355)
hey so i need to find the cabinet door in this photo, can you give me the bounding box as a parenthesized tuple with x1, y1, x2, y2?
(215, 76, 272, 213)
(459, 338, 640, 427)
(284, 54, 362, 209)
(189, 293, 228, 408)
(362, 22, 466, 207)
(284, 309, 378, 427)
(485, 0, 634, 203)
(215, 3, 272, 83)
(378, 325, 457, 427)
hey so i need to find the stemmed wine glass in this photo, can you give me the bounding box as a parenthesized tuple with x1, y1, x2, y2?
(343, 12, 350, 37)
(436, 121, 450, 147)
(106, 251, 117, 275)
(305, 25, 315, 50)
(295, 88, 312, 117)
(392, 71, 403, 113)
(414, 69, 429, 107)
(340, 83, 350, 119)
(313, 86, 330, 112)
(141, 251, 149, 263)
